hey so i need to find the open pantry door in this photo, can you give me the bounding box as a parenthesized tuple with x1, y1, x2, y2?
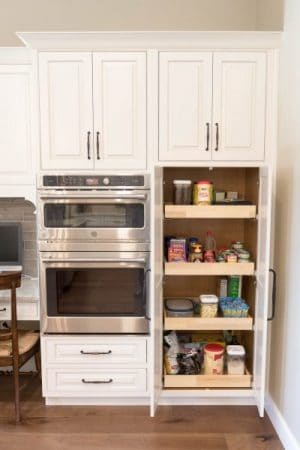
(150, 166, 164, 417)
(253, 166, 272, 417)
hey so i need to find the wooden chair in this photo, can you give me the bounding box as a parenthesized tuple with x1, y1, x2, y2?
(0, 271, 40, 423)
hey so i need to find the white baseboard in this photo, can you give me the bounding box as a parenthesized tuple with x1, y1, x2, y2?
(265, 394, 300, 450)
(45, 396, 150, 406)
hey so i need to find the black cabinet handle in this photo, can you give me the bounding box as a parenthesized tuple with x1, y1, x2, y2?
(0, 307, 7, 312)
(268, 268, 277, 321)
(87, 131, 91, 160)
(205, 123, 210, 151)
(96, 131, 100, 160)
(80, 350, 112, 355)
(215, 123, 219, 151)
(81, 378, 113, 384)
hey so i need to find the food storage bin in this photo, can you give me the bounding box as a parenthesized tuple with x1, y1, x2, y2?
(219, 297, 249, 318)
(204, 343, 224, 375)
(199, 295, 218, 318)
(226, 345, 246, 375)
(165, 298, 194, 317)
(173, 180, 192, 205)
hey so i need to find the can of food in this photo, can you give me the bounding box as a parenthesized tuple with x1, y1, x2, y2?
(193, 180, 213, 205)
(204, 343, 224, 375)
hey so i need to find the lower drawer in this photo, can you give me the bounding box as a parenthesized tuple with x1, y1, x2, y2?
(45, 368, 147, 397)
(0, 301, 39, 321)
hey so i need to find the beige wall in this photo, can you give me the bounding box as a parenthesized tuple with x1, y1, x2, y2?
(256, 0, 284, 30)
(0, 0, 281, 46)
(269, 0, 300, 446)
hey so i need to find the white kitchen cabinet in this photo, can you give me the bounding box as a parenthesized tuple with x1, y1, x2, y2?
(39, 52, 147, 171)
(0, 64, 33, 185)
(159, 52, 212, 161)
(93, 53, 146, 169)
(39, 52, 94, 170)
(159, 52, 267, 162)
(212, 53, 266, 161)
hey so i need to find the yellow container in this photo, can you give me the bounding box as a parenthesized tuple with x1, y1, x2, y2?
(193, 180, 213, 205)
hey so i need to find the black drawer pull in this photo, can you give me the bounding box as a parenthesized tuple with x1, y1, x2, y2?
(0, 307, 7, 312)
(81, 378, 113, 384)
(80, 350, 112, 355)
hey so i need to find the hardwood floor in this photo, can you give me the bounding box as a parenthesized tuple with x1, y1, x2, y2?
(0, 375, 283, 450)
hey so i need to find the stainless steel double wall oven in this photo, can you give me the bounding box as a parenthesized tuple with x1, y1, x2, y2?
(37, 174, 151, 334)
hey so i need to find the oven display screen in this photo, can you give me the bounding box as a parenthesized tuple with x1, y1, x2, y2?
(85, 177, 99, 186)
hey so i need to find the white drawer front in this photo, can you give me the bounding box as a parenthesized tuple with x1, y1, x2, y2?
(44, 337, 147, 366)
(0, 301, 39, 321)
(46, 368, 147, 397)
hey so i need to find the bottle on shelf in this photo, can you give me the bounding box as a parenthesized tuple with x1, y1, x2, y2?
(204, 231, 216, 262)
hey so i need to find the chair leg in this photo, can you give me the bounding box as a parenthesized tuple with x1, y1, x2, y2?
(12, 355, 20, 423)
(34, 351, 41, 378)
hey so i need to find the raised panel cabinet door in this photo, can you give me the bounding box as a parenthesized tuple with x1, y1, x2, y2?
(159, 52, 213, 161)
(93, 52, 147, 170)
(39, 52, 94, 170)
(212, 52, 266, 161)
(0, 65, 33, 183)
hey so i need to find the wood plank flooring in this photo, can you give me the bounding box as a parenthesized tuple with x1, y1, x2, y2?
(0, 375, 283, 450)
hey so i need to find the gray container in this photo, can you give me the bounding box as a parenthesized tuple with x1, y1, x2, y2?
(165, 298, 194, 317)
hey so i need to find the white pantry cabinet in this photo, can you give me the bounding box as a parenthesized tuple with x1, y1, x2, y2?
(159, 52, 267, 162)
(39, 52, 147, 171)
(0, 63, 34, 186)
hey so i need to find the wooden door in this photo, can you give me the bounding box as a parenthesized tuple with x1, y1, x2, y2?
(39, 52, 94, 170)
(93, 52, 147, 170)
(159, 52, 213, 161)
(212, 52, 266, 161)
(254, 166, 272, 416)
(0, 65, 33, 184)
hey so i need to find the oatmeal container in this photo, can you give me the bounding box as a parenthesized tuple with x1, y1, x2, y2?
(204, 343, 224, 375)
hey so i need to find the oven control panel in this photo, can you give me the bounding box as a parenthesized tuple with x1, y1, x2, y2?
(42, 175, 147, 188)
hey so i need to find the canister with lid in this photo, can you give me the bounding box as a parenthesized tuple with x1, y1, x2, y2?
(173, 180, 192, 205)
(165, 298, 194, 317)
(204, 343, 224, 375)
(226, 345, 246, 375)
(199, 295, 218, 318)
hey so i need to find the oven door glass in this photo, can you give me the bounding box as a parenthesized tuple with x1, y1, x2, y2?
(46, 267, 146, 316)
(44, 203, 144, 229)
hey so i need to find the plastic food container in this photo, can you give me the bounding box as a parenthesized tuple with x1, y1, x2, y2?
(193, 180, 214, 205)
(219, 297, 249, 318)
(204, 343, 224, 375)
(165, 298, 194, 317)
(226, 345, 246, 375)
(199, 295, 218, 318)
(173, 180, 192, 205)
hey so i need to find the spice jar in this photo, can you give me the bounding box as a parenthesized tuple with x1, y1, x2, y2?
(199, 295, 218, 318)
(173, 180, 192, 205)
(204, 343, 224, 375)
(193, 180, 214, 205)
(226, 345, 246, 375)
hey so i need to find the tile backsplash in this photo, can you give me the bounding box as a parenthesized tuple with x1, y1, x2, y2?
(0, 199, 37, 277)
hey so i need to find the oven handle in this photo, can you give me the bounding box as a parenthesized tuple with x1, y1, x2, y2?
(39, 194, 147, 201)
(42, 257, 147, 265)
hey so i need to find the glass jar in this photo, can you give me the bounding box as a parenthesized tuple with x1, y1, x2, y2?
(173, 180, 192, 205)
(193, 180, 214, 205)
(226, 345, 246, 375)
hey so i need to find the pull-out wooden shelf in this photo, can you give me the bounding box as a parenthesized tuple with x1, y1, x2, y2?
(165, 262, 255, 276)
(164, 313, 253, 331)
(165, 204, 257, 219)
(164, 370, 252, 389)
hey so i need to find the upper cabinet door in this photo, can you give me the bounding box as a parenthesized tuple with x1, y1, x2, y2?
(93, 52, 147, 170)
(39, 52, 94, 170)
(159, 52, 213, 161)
(0, 65, 33, 184)
(212, 52, 266, 161)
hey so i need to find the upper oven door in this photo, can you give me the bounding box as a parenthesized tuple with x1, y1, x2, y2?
(37, 190, 150, 243)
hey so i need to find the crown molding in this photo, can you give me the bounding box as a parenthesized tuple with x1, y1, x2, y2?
(16, 31, 281, 51)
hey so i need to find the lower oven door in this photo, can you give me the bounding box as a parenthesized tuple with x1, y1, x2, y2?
(40, 252, 150, 334)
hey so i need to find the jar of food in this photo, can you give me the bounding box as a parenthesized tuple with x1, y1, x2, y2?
(173, 180, 192, 205)
(199, 295, 218, 318)
(238, 250, 250, 263)
(226, 345, 246, 375)
(204, 343, 224, 375)
(227, 252, 238, 263)
(193, 180, 214, 205)
(232, 241, 244, 251)
(189, 242, 203, 262)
